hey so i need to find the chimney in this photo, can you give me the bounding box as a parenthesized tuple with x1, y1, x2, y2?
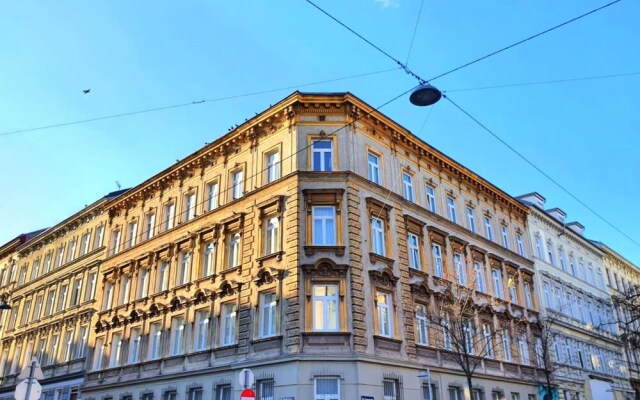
(516, 192, 546, 209)
(545, 208, 567, 223)
(566, 221, 585, 236)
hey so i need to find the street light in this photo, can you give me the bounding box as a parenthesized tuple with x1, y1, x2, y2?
(409, 84, 442, 107)
(0, 302, 11, 310)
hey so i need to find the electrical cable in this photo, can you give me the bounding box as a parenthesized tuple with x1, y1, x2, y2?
(405, 0, 425, 66)
(427, 0, 623, 82)
(442, 93, 640, 249)
(0, 67, 401, 138)
(443, 71, 640, 93)
(110, 86, 418, 250)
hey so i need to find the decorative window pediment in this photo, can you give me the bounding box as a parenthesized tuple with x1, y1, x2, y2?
(369, 267, 399, 288)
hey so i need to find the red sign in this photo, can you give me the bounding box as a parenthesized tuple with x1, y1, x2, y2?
(240, 388, 255, 400)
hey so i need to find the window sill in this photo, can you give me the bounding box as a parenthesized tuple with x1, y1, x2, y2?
(256, 251, 284, 266)
(304, 245, 345, 257)
(369, 252, 395, 267)
(251, 335, 283, 351)
(302, 331, 351, 347)
(219, 266, 240, 278)
(212, 344, 238, 358)
(373, 335, 402, 351)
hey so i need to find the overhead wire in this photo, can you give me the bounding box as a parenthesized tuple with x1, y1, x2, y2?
(0, 67, 401, 137)
(442, 93, 640, 249)
(112, 85, 418, 251)
(405, 0, 425, 66)
(443, 71, 640, 93)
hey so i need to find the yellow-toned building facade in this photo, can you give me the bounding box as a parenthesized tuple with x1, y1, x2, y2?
(81, 92, 543, 400)
(0, 191, 125, 400)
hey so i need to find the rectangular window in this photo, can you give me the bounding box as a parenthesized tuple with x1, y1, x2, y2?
(463, 319, 474, 354)
(534, 237, 543, 259)
(371, 217, 386, 256)
(85, 272, 97, 302)
(33, 295, 43, 321)
(264, 217, 279, 255)
(402, 173, 415, 202)
(157, 260, 170, 292)
(111, 230, 121, 255)
(423, 384, 437, 400)
(368, 152, 381, 184)
(119, 275, 131, 305)
(184, 193, 196, 222)
(217, 386, 232, 400)
(454, 253, 466, 285)
(145, 213, 156, 240)
(128, 327, 141, 364)
(524, 282, 533, 309)
(70, 278, 82, 306)
(194, 309, 210, 351)
(312, 206, 336, 245)
(432, 244, 443, 278)
(535, 338, 544, 367)
(483, 323, 494, 358)
(516, 234, 526, 257)
(67, 239, 77, 262)
(57, 283, 69, 312)
(227, 233, 241, 269)
(127, 221, 138, 248)
(177, 252, 191, 285)
(76, 325, 88, 359)
(466, 208, 476, 233)
(109, 332, 123, 367)
(266, 151, 280, 183)
(170, 317, 185, 355)
(426, 186, 437, 213)
(315, 377, 339, 400)
(20, 299, 31, 326)
(55, 247, 64, 268)
(449, 387, 462, 400)
(202, 242, 216, 277)
(376, 291, 393, 337)
(312, 139, 333, 172)
(148, 323, 162, 360)
(519, 334, 530, 365)
(206, 181, 219, 211)
(258, 379, 275, 400)
(474, 262, 486, 293)
(188, 389, 203, 400)
(383, 379, 399, 400)
(260, 292, 278, 338)
(48, 334, 59, 364)
(408, 233, 421, 270)
(44, 253, 52, 274)
(502, 330, 512, 361)
(501, 226, 510, 249)
(231, 170, 244, 200)
(492, 269, 503, 299)
(569, 256, 577, 276)
(164, 203, 176, 231)
(220, 303, 237, 346)
(547, 242, 555, 266)
(31, 259, 41, 280)
(93, 225, 105, 250)
(164, 391, 177, 400)
(80, 232, 91, 256)
(45, 290, 56, 316)
(416, 305, 429, 346)
(93, 337, 105, 370)
(312, 284, 339, 331)
(137, 268, 150, 298)
(103, 282, 114, 310)
(558, 249, 567, 271)
(484, 217, 494, 241)
(446, 197, 457, 223)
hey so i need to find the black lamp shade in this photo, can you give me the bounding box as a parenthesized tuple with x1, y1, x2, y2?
(410, 84, 442, 106)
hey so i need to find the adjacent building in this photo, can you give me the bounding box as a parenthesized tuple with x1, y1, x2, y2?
(82, 92, 541, 400)
(0, 190, 126, 400)
(517, 193, 632, 400)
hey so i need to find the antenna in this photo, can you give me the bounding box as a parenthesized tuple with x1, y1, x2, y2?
(116, 181, 122, 190)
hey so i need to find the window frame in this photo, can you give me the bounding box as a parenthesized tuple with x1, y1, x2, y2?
(264, 148, 281, 184)
(402, 171, 415, 202)
(367, 150, 381, 185)
(309, 136, 336, 172)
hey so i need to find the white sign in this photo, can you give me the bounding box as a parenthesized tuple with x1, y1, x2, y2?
(14, 379, 42, 400)
(238, 368, 255, 388)
(18, 359, 44, 381)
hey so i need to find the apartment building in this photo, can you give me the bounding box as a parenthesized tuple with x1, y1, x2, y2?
(594, 242, 640, 399)
(0, 190, 126, 400)
(82, 92, 541, 400)
(517, 193, 632, 400)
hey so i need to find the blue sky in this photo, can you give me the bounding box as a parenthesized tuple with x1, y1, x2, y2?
(1, 1, 639, 265)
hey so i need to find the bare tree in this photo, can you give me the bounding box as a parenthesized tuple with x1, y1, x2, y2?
(533, 310, 564, 400)
(612, 283, 640, 350)
(427, 278, 499, 397)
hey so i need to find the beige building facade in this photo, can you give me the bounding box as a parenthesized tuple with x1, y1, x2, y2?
(0, 191, 125, 400)
(80, 92, 543, 400)
(517, 193, 632, 400)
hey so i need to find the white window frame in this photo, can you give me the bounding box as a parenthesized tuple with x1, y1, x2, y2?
(227, 233, 241, 269)
(454, 253, 466, 285)
(500, 226, 510, 249)
(145, 213, 156, 240)
(516, 234, 526, 257)
(194, 309, 210, 351)
(312, 206, 337, 246)
(402, 173, 415, 202)
(177, 252, 191, 285)
(266, 151, 280, 183)
(259, 292, 278, 338)
(311, 140, 333, 172)
(312, 284, 340, 332)
(492, 269, 503, 299)
(148, 323, 163, 360)
(231, 170, 244, 200)
(376, 291, 393, 338)
(368, 152, 380, 184)
(184, 193, 196, 222)
(426, 186, 437, 213)
(128, 327, 141, 364)
(408, 233, 421, 270)
(371, 217, 386, 256)
(169, 317, 185, 356)
(466, 207, 476, 233)
(432, 244, 443, 278)
(446, 197, 457, 223)
(314, 377, 340, 400)
(264, 217, 279, 255)
(164, 203, 176, 231)
(207, 181, 219, 211)
(474, 262, 486, 293)
(416, 304, 429, 346)
(202, 242, 216, 277)
(484, 217, 494, 241)
(220, 303, 237, 346)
